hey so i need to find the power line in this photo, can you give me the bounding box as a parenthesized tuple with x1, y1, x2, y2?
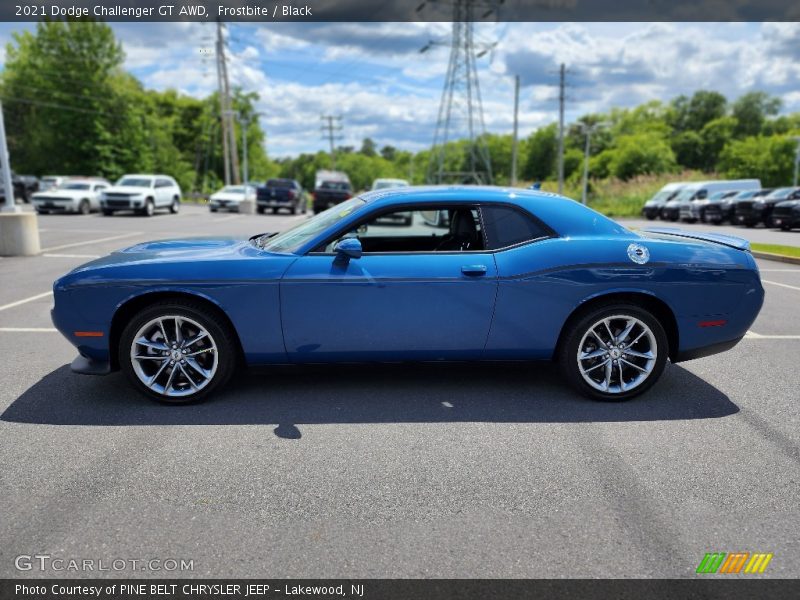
(320, 115, 343, 170)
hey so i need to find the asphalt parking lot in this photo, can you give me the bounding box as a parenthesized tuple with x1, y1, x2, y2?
(1, 204, 798, 578)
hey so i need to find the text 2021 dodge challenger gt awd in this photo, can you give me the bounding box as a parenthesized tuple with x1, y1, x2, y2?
(51, 186, 764, 404)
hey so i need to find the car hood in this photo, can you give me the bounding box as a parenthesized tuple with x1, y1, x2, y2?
(775, 199, 800, 208)
(33, 189, 83, 199)
(103, 185, 152, 195)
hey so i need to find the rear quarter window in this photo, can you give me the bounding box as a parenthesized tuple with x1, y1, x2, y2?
(481, 205, 550, 250)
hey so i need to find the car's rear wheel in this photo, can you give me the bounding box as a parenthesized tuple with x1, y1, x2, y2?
(170, 197, 180, 214)
(558, 304, 668, 401)
(120, 301, 238, 404)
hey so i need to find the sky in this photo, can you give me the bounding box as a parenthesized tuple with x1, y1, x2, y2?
(1, 21, 799, 157)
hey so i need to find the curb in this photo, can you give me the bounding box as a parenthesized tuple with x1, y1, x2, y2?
(751, 251, 800, 266)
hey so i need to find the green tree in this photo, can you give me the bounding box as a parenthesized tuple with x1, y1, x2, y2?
(2, 19, 128, 177)
(359, 138, 377, 157)
(671, 131, 705, 170)
(522, 124, 557, 182)
(718, 135, 797, 187)
(607, 133, 678, 180)
(668, 90, 727, 133)
(699, 116, 737, 172)
(732, 92, 782, 137)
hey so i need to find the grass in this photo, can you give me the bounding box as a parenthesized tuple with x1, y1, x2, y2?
(750, 243, 800, 259)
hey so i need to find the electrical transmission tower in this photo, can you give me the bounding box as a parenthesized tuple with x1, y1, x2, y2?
(320, 115, 343, 170)
(418, 0, 500, 185)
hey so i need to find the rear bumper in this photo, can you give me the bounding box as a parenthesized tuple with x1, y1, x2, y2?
(673, 337, 743, 362)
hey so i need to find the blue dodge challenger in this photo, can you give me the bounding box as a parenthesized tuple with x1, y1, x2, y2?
(51, 186, 764, 403)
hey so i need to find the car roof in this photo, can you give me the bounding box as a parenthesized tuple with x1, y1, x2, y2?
(357, 185, 630, 237)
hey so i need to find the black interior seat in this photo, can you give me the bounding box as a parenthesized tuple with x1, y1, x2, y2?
(436, 209, 480, 251)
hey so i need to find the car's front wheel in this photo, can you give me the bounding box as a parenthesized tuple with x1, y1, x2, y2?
(120, 301, 238, 403)
(558, 304, 668, 401)
(170, 197, 180, 214)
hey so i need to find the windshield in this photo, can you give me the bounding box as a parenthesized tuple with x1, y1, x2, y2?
(672, 188, 699, 202)
(221, 186, 245, 193)
(256, 198, 366, 253)
(319, 181, 350, 191)
(707, 191, 728, 200)
(734, 190, 757, 199)
(60, 182, 91, 190)
(765, 187, 794, 199)
(117, 177, 152, 187)
(267, 179, 293, 188)
(374, 180, 408, 189)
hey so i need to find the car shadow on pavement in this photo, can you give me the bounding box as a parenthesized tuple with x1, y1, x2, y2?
(2, 361, 738, 430)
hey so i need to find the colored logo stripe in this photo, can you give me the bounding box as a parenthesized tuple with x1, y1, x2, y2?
(697, 552, 773, 574)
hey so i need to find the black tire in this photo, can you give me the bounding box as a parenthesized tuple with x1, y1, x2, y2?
(36, 209, 50, 215)
(210, 207, 218, 213)
(290, 204, 297, 215)
(141, 198, 155, 217)
(78, 199, 90, 215)
(645, 214, 656, 221)
(170, 197, 180, 214)
(271, 207, 278, 214)
(119, 300, 239, 404)
(558, 302, 669, 402)
(781, 224, 791, 231)
(699, 209, 707, 223)
(102, 209, 114, 216)
(257, 206, 265, 215)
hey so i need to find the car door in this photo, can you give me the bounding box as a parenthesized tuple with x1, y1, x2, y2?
(280, 205, 498, 362)
(154, 179, 169, 207)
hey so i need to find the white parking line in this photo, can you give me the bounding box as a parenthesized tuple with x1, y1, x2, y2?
(759, 269, 800, 273)
(762, 279, 800, 292)
(43, 253, 101, 259)
(40, 232, 142, 253)
(0, 291, 53, 312)
(745, 330, 800, 340)
(0, 327, 57, 333)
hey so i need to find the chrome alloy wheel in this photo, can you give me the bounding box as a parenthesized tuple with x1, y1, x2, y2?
(577, 314, 657, 394)
(130, 315, 218, 398)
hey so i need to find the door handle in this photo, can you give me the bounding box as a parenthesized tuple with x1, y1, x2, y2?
(461, 264, 488, 276)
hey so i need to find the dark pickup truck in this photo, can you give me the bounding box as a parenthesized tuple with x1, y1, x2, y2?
(312, 180, 353, 214)
(0, 171, 39, 203)
(256, 179, 305, 215)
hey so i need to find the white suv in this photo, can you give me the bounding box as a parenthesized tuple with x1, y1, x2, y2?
(100, 174, 182, 217)
(32, 179, 111, 215)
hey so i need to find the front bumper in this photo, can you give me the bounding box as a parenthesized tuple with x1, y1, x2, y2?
(772, 209, 800, 228)
(734, 206, 763, 225)
(33, 200, 79, 212)
(210, 200, 241, 211)
(71, 354, 112, 375)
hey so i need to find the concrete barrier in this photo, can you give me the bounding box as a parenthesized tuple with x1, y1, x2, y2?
(0, 211, 41, 256)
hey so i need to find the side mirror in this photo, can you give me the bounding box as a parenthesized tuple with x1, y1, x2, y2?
(334, 237, 362, 261)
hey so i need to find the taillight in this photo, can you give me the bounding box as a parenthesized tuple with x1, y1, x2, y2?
(344, 193, 352, 199)
(287, 190, 295, 198)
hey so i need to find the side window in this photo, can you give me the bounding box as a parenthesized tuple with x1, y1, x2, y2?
(155, 179, 171, 188)
(94, 184, 107, 191)
(320, 206, 484, 253)
(481, 205, 549, 250)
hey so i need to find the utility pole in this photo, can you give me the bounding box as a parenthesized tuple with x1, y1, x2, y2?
(793, 136, 800, 187)
(579, 122, 602, 205)
(557, 63, 566, 194)
(215, 21, 230, 185)
(321, 115, 342, 170)
(511, 74, 520, 186)
(0, 102, 15, 212)
(239, 114, 248, 185)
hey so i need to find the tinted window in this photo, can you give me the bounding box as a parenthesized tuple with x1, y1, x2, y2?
(156, 179, 172, 188)
(481, 205, 548, 250)
(267, 179, 293, 188)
